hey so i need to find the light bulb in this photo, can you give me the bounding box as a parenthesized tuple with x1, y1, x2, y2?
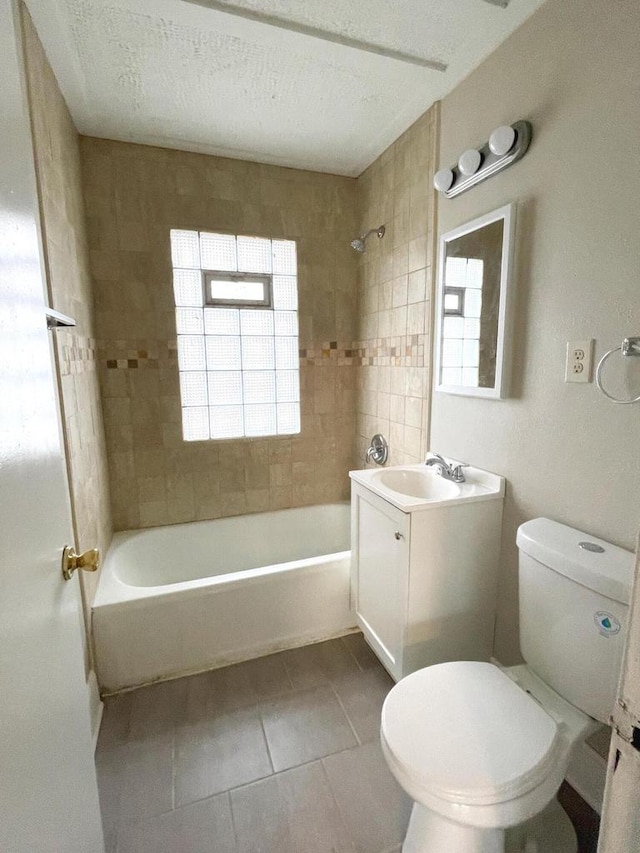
(489, 125, 516, 156)
(433, 168, 454, 193)
(458, 149, 482, 176)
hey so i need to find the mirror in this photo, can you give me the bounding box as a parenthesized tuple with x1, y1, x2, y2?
(434, 203, 515, 399)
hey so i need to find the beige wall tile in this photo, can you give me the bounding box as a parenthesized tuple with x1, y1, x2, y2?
(82, 137, 358, 528)
(354, 106, 438, 470)
(404, 396, 423, 430)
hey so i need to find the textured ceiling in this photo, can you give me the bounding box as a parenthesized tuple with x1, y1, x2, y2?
(25, 0, 546, 176)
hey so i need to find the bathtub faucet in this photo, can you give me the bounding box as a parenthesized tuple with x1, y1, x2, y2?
(366, 434, 388, 466)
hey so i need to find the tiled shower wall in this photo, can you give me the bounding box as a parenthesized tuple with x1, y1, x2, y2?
(22, 8, 112, 603)
(80, 139, 358, 529)
(354, 105, 439, 467)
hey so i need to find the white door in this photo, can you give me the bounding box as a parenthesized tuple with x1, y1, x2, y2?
(597, 540, 640, 852)
(0, 1, 105, 851)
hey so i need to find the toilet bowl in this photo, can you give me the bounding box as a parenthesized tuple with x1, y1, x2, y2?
(380, 518, 634, 853)
(381, 661, 598, 852)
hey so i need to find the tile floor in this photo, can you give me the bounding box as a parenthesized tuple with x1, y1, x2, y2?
(96, 633, 599, 853)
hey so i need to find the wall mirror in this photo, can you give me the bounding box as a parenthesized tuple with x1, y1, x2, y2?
(434, 203, 515, 399)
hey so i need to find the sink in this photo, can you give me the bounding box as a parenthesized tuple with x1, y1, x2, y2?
(374, 468, 461, 501)
(349, 461, 504, 512)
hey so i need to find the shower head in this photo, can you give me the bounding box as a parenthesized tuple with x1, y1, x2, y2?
(350, 225, 385, 253)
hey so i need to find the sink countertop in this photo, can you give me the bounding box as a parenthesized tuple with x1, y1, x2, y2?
(349, 462, 505, 513)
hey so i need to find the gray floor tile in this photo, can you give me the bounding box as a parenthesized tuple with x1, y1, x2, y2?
(341, 632, 383, 671)
(96, 734, 174, 833)
(323, 741, 412, 853)
(281, 638, 361, 689)
(175, 706, 273, 806)
(116, 793, 236, 853)
(236, 652, 294, 699)
(261, 683, 358, 772)
(128, 677, 187, 743)
(97, 692, 133, 751)
(95, 634, 599, 853)
(184, 667, 256, 722)
(331, 666, 394, 744)
(103, 829, 117, 853)
(184, 652, 292, 722)
(231, 761, 356, 853)
(96, 748, 123, 837)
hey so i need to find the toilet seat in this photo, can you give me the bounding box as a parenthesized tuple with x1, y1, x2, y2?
(381, 662, 560, 808)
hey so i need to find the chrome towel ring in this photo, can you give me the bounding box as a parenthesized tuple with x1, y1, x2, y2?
(595, 336, 640, 404)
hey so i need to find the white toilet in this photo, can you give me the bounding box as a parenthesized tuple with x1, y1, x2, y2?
(381, 517, 634, 853)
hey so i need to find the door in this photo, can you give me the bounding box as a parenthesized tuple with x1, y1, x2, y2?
(0, 1, 105, 851)
(597, 539, 640, 852)
(352, 485, 409, 679)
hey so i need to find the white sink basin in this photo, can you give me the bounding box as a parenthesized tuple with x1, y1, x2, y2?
(349, 461, 504, 512)
(374, 468, 461, 501)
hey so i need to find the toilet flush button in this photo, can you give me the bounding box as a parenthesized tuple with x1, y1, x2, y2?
(579, 541, 605, 553)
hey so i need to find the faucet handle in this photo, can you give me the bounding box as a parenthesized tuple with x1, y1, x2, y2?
(451, 463, 469, 483)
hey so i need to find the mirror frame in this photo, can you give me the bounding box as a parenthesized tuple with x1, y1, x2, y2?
(434, 202, 516, 399)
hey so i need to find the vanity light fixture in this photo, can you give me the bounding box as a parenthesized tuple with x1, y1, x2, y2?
(458, 149, 482, 176)
(434, 120, 532, 199)
(489, 124, 516, 156)
(433, 168, 454, 193)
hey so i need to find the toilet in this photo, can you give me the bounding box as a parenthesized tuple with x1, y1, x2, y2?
(381, 517, 634, 853)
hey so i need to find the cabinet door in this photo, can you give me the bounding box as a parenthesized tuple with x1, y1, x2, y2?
(353, 487, 409, 679)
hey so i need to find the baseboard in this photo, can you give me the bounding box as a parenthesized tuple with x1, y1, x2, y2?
(566, 739, 607, 815)
(87, 668, 103, 751)
(99, 624, 360, 696)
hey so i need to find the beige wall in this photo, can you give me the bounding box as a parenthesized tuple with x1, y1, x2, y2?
(22, 7, 112, 605)
(354, 106, 439, 468)
(80, 139, 358, 529)
(432, 0, 640, 663)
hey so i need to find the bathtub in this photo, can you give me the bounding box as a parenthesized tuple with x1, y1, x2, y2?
(92, 503, 354, 693)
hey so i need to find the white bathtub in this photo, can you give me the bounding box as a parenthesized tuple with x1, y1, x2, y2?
(92, 503, 354, 693)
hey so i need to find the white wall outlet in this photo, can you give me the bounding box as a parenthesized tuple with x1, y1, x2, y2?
(565, 339, 594, 383)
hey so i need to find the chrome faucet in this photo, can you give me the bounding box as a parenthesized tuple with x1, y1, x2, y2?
(425, 453, 468, 483)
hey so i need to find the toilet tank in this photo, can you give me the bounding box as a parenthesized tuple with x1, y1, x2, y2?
(517, 518, 634, 723)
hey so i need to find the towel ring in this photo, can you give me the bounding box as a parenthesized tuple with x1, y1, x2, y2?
(595, 336, 640, 405)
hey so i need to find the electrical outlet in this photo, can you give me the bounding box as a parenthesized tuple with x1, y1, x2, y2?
(565, 339, 593, 383)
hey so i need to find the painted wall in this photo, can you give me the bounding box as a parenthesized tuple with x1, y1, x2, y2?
(432, 0, 640, 663)
(80, 139, 357, 529)
(21, 7, 112, 606)
(354, 106, 438, 468)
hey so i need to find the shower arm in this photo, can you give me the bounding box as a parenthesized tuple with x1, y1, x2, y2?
(362, 226, 385, 241)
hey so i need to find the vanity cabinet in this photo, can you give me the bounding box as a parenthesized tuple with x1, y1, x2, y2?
(350, 478, 504, 682)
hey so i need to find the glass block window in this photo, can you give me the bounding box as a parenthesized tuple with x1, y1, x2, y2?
(171, 230, 300, 441)
(440, 256, 484, 387)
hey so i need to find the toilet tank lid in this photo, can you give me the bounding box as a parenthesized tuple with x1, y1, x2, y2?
(517, 518, 634, 605)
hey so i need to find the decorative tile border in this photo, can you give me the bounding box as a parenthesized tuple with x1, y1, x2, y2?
(99, 340, 177, 370)
(96, 336, 427, 369)
(299, 342, 355, 366)
(51, 332, 433, 375)
(352, 334, 428, 367)
(98, 340, 357, 369)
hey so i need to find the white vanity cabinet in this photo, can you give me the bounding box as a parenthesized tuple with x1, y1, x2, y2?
(350, 466, 505, 682)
